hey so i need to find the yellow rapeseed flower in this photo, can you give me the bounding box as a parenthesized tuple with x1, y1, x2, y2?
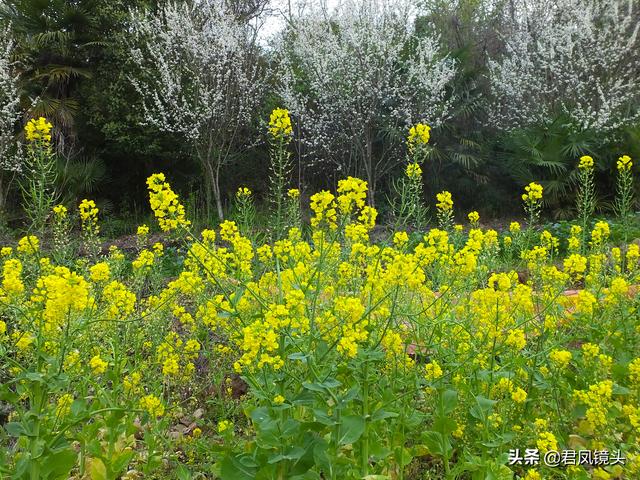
(236, 187, 252, 199)
(617, 154, 632, 172)
(407, 123, 431, 150)
(563, 254, 587, 280)
(522, 182, 543, 204)
(268, 108, 292, 139)
(511, 387, 527, 403)
(218, 419, 233, 434)
(549, 349, 572, 369)
(436, 191, 453, 212)
(146, 173, 191, 232)
(393, 231, 409, 247)
(17, 236, 39, 255)
(24, 117, 53, 143)
(89, 262, 111, 282)
(89, 355, 108, 375)
(52, 204, 67, 218)
(310, 191, 337, 230)
(406, 162, 422, 179)
(139, 394, 164, 417)
(578, 155, 594, 170)
(79, 199, 99, 221)
(536, 431, 558, 453)
(56, 394, 74, 417)
(425, 360, 443, 380)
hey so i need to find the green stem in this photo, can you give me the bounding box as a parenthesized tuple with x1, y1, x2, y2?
(361, 359, 369, 477)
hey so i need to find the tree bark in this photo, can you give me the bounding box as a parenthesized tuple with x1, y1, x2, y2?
(213, 161, 224, 221)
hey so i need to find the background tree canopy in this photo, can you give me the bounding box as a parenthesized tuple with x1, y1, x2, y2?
(0, 0, 638, 230)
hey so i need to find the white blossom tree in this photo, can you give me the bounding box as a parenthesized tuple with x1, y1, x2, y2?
(488, 0, 640, 137)
(0, 23, 22, 211)
(129, 1, 266, 220)
(276, 0, 457, 204)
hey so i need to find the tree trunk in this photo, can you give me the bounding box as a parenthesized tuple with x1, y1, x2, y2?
(364, 132, 375, 207)
(213, 162, 224, 221)
(200, 145, 225, 222)
(202, 159, 214, 221)
(0, 173, 6, 213)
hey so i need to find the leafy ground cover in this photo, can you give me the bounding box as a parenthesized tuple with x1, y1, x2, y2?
(0, 171, 639, 479)
(1, 116, 639, 480)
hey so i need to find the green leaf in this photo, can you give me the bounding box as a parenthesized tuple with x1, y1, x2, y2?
(421, 431, 445, 456)
(302, 382, 325, 393)
(312, 409, 336, 426)
(40, 448, 78, 479)
(268, 446, 306, 464)
(369, 442, 392, 461)
(288, 352, 309, 362)
(281, 418, 302, 437)
(110, 449, 136, 475)
(312, 439, 332, 475)
(393, 446, 414, 467)
(338, 415, 365, 445)
(24, 372, 45, 383)
(481, 432, 515, 448)
(250, 407, 271, 424)
(87, 457, 107, 480)
(176, 465, 193, 480)
(440, 389, 458, 415)
(220, 454, 258, 480)
(290, 472, 322, 480)
(613, 385, 631, 395)
(433, 416, 457, 436)
(302, 378, 342, 392)
(482, 461, 514, 480)
(469, 395, 496, 422)
(70, 398, 88, 417)
(371, 409, 399, 422)
(4, 422, 27, 437)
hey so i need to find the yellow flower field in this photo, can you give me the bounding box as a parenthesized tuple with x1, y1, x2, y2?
(0, 116, 639, 479)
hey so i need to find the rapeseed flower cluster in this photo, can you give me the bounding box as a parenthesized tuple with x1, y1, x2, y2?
(406, 162, 422, 179)
(521, 182, 543, 204)
(591, 220, 610, 248)
(0, 168, 638, 480)
(436, 191, 453, 212)
(17, 235, 39, 255)
(579, 155, 594, 170)
(310, 191, 337, 229)
(79, 199, 100, 238)
(24, 117, 53, 143)
(336, 177, 367, 215)
(146, 173, 191, 232)
(407, 123, 431, 150)
(617, 154, 632, 172)
(1, 259, 24, 297)
(52, 204, 67, 218)
(236, 187, 251, 199)
(140, 394, 164, 417)
(268, 108, 292, 138)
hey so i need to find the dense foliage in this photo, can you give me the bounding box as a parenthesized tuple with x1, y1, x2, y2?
(1, 140, 640, 478)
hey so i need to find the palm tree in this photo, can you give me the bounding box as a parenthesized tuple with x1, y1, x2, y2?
(0, 0, 99, 144)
